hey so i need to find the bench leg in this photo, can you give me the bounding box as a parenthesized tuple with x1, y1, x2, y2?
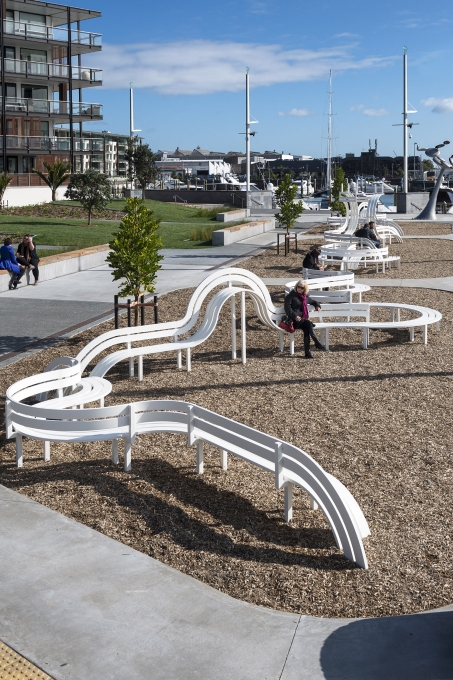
(16, 434, 23, 468)
(44, 441, 50, 462)
(124, 439, 132, 472)
(410, 328, 415, 341)
(196, 440, 204, 474)
(220, 449, 228, 470)
(436, 321, 440, 331)
(241, 291, 246, 365)
(279, 331, 284, 352)
(186, 347, 191, 372)
(423, 325, 428, 344)
(310, 496, 319, 511)
(177, 349, 182, 369)
(138, 355, 143, 382)
(325, 328, 330, 351)
(231, 294, 237, 360)
(112, 439, 119, 465)
(129, 358, 134, 378)
(290, 333, 295, 355)
(363, 328, 368, 349)
(284, 483, 293, 522)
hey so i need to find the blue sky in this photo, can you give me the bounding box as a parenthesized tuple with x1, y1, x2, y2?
(75, 0, 453, 158)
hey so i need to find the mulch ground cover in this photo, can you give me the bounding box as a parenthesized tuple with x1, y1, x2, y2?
(242, 237, 453, 280)
(1, 204, 124, 221)
(1, 266, 452, 618)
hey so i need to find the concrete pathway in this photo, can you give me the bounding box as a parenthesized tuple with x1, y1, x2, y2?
(2, 484, 452, 680)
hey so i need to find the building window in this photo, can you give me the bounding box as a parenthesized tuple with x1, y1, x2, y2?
(22, 85, 47, 100)
(7, 157, 18, 173)
(6, 84, 16, 98)
(22, 157, 35, 173)
(19, 12, 46, 37)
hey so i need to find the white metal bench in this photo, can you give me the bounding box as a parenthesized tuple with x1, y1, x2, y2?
(319, 244, 400, 274)
(286, 272, 370, 303)
(280, 302, 442, 353)
(5, 369, 370, 568)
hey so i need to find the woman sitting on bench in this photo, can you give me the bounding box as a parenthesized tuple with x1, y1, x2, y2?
(16, 234, 39, 285)
(284, 280, 326, 359)
(0, 238, 25, 290)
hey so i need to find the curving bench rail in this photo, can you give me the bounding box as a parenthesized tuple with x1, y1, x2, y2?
(5, 364, 369, 568)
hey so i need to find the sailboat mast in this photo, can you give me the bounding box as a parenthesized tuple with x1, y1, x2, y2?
(327, 70, 332, 196)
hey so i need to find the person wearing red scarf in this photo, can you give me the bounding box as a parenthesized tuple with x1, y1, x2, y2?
(284, 280, 326, 358)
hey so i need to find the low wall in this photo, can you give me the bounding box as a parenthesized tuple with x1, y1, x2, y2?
(216, 209, 250, 223)
(131, 189, 274, 209)
(396, 192, 430, 214)
(0, 244, 109, 293)
(212, 219, 275, 246)
(2, 186, 69, 208)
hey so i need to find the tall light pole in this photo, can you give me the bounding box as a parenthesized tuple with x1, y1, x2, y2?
(403, 48, 408, 193)
(414, 141, 417, 180)
(129, 83, 142, 139)
(245, 68, 250, 192)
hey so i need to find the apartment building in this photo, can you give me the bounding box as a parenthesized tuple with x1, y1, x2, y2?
(0, 0, 103, 200)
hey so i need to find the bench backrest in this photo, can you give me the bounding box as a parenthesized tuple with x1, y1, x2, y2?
(310, 303, 370, 321)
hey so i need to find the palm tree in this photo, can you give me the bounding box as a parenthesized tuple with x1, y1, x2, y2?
(0, 172, 13, 207)
(33, 161, 71, 201)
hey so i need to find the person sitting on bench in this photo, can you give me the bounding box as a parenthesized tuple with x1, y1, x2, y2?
(355, 223, 380, 248)
(0, 238, 25, 289)
(16, 234, 39, 285)
(303, 246, 325, 271)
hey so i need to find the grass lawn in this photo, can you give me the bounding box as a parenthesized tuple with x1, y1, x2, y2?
(0, 215, 222, 249)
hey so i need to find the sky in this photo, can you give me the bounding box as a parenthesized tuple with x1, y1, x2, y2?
(70, 0, 453, 159)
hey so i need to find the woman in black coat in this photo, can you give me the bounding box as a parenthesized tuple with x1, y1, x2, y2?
(284, 280, 326, 358)
(303, 246, 324, 271)
(16, 234, 39, 285)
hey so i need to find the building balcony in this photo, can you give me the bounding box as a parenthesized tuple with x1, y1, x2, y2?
(0, 136, 105, 152)
(1, 98, 103, 120)
(1, 59, 102, 86)
(3, 19, 102, 52)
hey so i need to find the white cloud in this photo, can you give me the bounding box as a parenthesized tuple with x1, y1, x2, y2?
(335, 32, 359, 38)
(422, 97, 453, 113)
(362, 108, 389, 117)
(94, 40, 396, 95)
(279, 108, 309, 117)
(350, 104, 364, 111)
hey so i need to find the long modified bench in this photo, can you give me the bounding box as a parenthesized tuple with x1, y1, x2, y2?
(5, 365, 370, 568)
(319, 244, 400, 273)
(281, 302, 442, 353)
(286, 271, 370, 303)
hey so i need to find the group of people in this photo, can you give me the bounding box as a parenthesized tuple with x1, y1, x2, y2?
(354, 220, 380, 248)
(0, 234, 39, 289)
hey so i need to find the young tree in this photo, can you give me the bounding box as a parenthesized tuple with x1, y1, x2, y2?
(126, 140, 158, 198)
(65, 169, 111, 225)
(275, 173, 304, 234)
(422, 159, 435, 172)
(107, 198, 163, 325)
(0, 172, 13, 207)
(330, 167, 348, 215)
(33, 160, 71, 201)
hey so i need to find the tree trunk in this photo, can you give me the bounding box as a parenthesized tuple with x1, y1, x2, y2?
(134, 294, 139, 326)
(52, 188, 56, 201)
(88, 206, 92, 226)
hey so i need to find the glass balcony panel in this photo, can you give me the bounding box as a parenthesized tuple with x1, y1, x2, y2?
(2, 20, 101, 47)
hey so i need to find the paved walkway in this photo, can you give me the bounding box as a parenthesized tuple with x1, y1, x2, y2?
(2, 215, 453, 678)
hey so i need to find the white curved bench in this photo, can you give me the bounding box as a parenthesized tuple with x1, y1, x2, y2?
(280, 302, 442, 353)
(319, 244, 400, 273)
(5, 368, 370, 568)
(286, 272, 370, 303)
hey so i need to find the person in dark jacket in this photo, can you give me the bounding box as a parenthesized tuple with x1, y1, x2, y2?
(16, 234, 39, 284)
(284, 280, 327, 358)
(0, 238, 25, 289)
(303, 246, 325, 271)
(355, 223, 380, 248)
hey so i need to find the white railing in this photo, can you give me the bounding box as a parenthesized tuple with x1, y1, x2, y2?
(3, 20, 102, 47)
(1, 59, 102, 83)
(5, 361, 370, 568)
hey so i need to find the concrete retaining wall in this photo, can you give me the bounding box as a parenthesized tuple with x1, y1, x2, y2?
(0, 244, 109, 293)
(396, 192, 430, 214)
(212, 218, 275, 246)
(2, 186, 69, 208)
(216, 209, 250, 223)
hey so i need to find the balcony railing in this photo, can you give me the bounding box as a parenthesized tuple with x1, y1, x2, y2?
(1, 97, 103, 118)
(1, 59, 102, 83)
(0, 136, 105, 151)
(3, 20, 102, 47)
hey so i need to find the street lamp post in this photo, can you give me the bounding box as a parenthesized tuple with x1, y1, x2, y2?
(414, 141, 417, 180)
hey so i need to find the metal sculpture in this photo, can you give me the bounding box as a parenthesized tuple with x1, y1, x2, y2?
(414, 141, 452, 220)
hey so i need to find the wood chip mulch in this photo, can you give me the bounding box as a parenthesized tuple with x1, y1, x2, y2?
(1, 267, 452, 619)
